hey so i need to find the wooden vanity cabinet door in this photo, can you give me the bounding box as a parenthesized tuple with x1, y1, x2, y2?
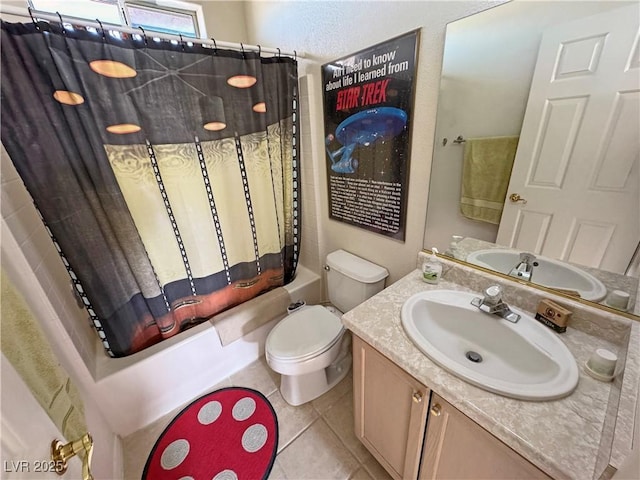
(419, 393, 552, 480)
(353, 335, 430, 480)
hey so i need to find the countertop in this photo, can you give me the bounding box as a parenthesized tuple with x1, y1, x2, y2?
(341, 256, 640, 480)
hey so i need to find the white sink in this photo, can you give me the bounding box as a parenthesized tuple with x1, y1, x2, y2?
(466, 249, 607, 302)
(401, 289, 579, 401)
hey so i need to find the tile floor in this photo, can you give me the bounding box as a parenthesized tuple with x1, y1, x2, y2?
(123, 357, 392, 480)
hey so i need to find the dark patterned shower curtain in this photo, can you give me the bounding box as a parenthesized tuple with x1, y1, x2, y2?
(1, 20, 299, 357)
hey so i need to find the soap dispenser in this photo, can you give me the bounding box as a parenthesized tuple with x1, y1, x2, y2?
(446, 235, 463, 259)
(422, 248, 443, 284)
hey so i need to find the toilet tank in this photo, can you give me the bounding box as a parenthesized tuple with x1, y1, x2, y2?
(326, 250, 389, 312)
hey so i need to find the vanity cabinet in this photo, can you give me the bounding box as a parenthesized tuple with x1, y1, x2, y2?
(353, 335, 430, 480)
(353, 335, 552, 480)
(420, 393, 551, 479)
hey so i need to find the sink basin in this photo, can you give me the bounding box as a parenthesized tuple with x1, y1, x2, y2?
(401, 289, 579, 400)
(465, 249, 607, 302)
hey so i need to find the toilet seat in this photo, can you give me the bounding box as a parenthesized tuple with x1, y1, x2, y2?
(266, 305, 344, 362)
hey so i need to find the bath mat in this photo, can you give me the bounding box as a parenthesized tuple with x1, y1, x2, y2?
(142, 387, 278, 480)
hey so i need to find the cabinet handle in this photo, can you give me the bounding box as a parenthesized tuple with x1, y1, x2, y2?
(430, 403, 442, 416)
(412, 391, 423, 403)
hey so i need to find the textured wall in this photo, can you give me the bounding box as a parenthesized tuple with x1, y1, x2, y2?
(192, 0, 249, 43)
(243, 1, 505, 285)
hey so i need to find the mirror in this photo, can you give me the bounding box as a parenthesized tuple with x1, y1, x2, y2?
(423, 0, 639, 317)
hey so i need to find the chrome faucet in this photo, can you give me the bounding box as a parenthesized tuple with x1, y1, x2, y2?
(508, 252, 537, 282)
(471, 285, 520, 323)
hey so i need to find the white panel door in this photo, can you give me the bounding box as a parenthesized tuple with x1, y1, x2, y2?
(1, 355, 82, 479)
(496, 4, 640, 274)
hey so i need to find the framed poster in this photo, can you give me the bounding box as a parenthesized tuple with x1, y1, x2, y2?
(322, 30, 419, 241)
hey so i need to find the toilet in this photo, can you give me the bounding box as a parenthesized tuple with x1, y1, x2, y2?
(266, 250, 388, 406)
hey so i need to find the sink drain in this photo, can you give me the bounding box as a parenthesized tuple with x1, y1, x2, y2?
(466, 351, 483, 363)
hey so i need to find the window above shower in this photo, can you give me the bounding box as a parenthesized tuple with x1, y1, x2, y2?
(27, 0, 207, 38)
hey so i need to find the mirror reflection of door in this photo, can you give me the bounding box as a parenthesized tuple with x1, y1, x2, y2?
(497, 5, 639, 275)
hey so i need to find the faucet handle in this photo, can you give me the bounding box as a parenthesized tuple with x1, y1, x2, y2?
(483, 285, 503, 306)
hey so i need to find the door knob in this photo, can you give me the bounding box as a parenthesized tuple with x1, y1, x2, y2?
(509, 193, 527, 204)
(430, 403, 442, 416)
(412, 391, 423, 403)
(51, 433, 93, 480)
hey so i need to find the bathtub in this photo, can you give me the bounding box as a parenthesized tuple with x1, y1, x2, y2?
(93, 265, 321, 436)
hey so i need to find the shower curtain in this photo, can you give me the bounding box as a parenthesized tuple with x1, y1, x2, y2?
(1, 20, 299, 357)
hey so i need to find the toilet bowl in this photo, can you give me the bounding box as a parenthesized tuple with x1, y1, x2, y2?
(266, 305, 351, 406)
(265, 250, 388, 406)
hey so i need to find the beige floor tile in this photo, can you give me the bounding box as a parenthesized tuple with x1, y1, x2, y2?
(123, 377, 232, 479)
(268, 458, 288, 480)
(322, 390, 372, 464)
(349, 467, 374, 480)
(311, 371, 353, 414)
(212, 376, 233, 389)
(204, 376, 234, 393)
(362, 454, 393, 480)
(229, 357, 278, 396)
(277, 418, 360, 480)
(122, 406, 180, 479)
(268, 390, 319, 453)
(124, 362, 367, 480)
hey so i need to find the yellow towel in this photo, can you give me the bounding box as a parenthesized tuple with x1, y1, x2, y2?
(1, 269, 87, 440)
(460, 136, 519, 224)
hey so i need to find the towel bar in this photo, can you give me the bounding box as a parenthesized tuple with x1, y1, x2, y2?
(442, 135, 466, 146)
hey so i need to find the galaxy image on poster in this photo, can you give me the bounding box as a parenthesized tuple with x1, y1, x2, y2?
(322, 30, 419, 241)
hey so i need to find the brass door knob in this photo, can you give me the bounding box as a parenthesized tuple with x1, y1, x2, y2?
(51, 433, 93, 480)
(509, 193, 527, 204)
(412, 391, 423, 403)
(430, 403, 442, 416)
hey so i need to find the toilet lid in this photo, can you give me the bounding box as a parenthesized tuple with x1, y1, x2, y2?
(267, 305, 344, 361)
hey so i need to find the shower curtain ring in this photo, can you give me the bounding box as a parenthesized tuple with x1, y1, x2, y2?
(179, 34, 185, 51)
(28, 6, 40, 31)
(277, 48, 281, 58)
(240, 43, 245, 57)
(257, 45, 261, 56)
(56, 11, 66, 35)
(294, 50, 297, 61)
(210, 38, 218, 53)
(138, 26, 147, 45)
(95, 18, 106, 41)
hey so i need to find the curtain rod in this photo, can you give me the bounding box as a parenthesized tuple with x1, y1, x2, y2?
(0, 5, 304, 59)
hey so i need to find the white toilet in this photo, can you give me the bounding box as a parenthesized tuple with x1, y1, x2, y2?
(266, 250, 388, 406)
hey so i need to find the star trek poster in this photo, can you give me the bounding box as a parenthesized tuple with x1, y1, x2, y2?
(322, 30, 419, 241)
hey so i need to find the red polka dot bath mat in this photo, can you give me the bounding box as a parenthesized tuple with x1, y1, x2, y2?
(142, 387, 278, 480)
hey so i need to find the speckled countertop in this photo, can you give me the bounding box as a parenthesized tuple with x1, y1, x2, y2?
(342, 253, 640, 480)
